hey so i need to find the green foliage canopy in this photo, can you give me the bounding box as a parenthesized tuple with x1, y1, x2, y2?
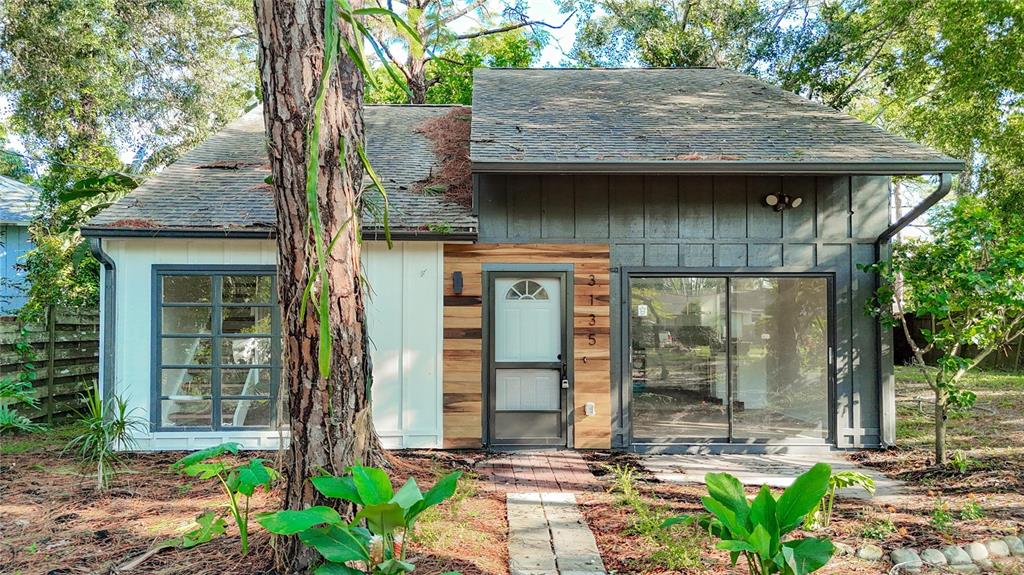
(366, 28, 543, 105)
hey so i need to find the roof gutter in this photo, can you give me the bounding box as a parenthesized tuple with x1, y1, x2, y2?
(88, 238, 117, 408)
(873, 172, 954, 447)
(472, 160, 966, 176)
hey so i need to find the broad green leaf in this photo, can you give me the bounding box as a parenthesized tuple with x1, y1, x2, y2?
(406, 470, 462, 523)
(299, 524, 370, 563)
(391, 477, 423, 509)
(354, 502, 407, 534)
(230, 459, 276, 497)
(704, 472, 750, 529)
(176, 511, 226, 549)
(256, 506, 341, 535)
(314, 562, 365, 575)
(748, 524, 772, 560)
(777, 463, 831, 533)
(350, 466, 393, 505)
(181, 461, 229, 480)
(312, 475, 363, 504)
(782, 537, 835, 574)
(171, 442, 240, 470)
(749, 485, 780, 556)
(716, 539, 756, 553)
(376, 558, 416, 574)
(701, 496, 748, 540)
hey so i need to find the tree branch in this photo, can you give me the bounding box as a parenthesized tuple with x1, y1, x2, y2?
(455, 11, 575, 41)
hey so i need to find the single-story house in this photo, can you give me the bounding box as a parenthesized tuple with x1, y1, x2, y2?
(0, 175, 38, 315)
(81, 68, 963, 453)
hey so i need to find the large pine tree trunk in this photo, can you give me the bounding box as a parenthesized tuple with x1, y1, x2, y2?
(253, 1, 382, 571)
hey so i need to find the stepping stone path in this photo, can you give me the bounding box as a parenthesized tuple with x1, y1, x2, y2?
(507, 492, 607, 575)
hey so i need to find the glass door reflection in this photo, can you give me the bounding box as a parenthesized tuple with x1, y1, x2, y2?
(629, 275, 831, 444)
(630, 277, 729, 442)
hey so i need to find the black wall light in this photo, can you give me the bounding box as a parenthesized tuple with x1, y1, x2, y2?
(452, 271, 464, 295)
(764, 193, 803, 212)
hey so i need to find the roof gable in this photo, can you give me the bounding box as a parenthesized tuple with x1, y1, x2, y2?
(470, 68, 962, 174)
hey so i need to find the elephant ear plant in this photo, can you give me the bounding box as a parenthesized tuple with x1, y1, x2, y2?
(171, 442, 278, 555)
(665, 462, 835, 575)
(257, 466, 462, 575)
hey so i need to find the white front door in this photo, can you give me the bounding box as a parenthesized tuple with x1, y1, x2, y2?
(491, 276, 567, 446)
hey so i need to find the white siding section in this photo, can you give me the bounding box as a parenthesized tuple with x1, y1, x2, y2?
(103, 238, 443, 451)
(363, 242, 444, 449)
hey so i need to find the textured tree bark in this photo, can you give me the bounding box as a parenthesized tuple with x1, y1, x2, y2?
(253, 1, 382, 571)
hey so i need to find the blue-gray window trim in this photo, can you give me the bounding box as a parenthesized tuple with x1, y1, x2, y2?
(151, 264, 280, 432)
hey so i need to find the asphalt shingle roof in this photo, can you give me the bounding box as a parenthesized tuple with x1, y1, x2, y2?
(85, 105, 477, 237)
(0, 176, 39, 225)
(470, 68, 963, 173)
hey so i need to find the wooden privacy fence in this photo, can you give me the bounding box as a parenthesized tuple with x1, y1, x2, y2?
(0, 307, 99, 423)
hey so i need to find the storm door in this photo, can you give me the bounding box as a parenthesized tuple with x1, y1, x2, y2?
(629, 275, 832, 445)
(488, 273, 568, 448)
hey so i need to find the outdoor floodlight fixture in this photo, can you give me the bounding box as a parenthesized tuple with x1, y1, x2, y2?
(763, 193, 803, 212)
(452, 271, 464, 295)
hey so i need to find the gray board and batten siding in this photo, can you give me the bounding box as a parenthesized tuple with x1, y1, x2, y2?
(477, 173, 894, 450)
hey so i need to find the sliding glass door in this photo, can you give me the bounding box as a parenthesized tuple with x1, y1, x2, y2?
(629, 275, 831, 444)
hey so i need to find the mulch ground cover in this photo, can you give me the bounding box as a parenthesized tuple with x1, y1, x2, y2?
(578, 451, 1024, 575)
(0, 446, 508, 575)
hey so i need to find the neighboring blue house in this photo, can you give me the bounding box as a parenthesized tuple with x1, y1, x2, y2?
(0, 175, 38, 315)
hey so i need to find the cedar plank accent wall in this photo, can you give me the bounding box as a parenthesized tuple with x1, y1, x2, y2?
(443, 243, 611, 448)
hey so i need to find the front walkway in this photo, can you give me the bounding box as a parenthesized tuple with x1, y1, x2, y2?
(643, 452, 908, 500)
(507, 492, 607, 575)
(477, 451, 602, 493)
(475, 452, 607, 575)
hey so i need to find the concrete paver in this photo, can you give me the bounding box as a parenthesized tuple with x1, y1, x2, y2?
(507, 491, 607, 575)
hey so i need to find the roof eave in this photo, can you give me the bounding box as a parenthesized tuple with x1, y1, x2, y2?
(80, 226, 478, 242)
(471, 159, 966, 176)
(80, 227, 276, 239)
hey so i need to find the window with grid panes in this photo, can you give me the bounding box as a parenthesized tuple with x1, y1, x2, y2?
(154, 269, 280, 430)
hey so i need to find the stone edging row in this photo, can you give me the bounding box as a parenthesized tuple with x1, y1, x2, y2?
(839, 532, 1024, 573)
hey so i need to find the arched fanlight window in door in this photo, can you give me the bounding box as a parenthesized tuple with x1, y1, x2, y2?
(505, 280, 549, 300)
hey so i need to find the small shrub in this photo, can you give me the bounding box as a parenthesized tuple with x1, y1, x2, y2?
(960, 500, 984, 521)
(665, 463, 835, 575)
(950, 450, 975, 473)
(257, 465, 462, 574)
(930, 499, 954, 533)
(603, 463, 703, 570)
(604, 463, 640, 502)
(63, 386, 145, 490)
(171, 442, 277, 555)
(860, 518, 896, 540)
(804, 470, 875, 530)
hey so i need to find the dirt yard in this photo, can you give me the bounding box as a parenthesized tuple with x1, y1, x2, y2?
(0, 434, 508, 575)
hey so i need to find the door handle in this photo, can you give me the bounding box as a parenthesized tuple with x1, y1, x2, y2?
(560, 362, 569, 389)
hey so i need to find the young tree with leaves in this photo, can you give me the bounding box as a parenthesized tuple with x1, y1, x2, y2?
(865, 197, 1024, 464)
